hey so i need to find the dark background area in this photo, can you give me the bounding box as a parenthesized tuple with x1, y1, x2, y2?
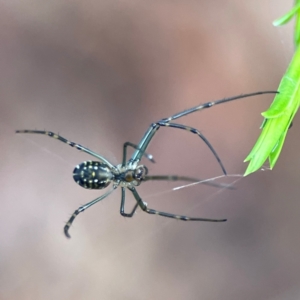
(1, 1, 300, 299)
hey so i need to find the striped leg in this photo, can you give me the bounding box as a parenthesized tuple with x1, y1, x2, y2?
(64, 187, 116, 238)
(130, 92, 277, 166)
(157, 122, 226, 174)
(16, 130, 116, 169)
(162, 91, 277, 123)
(128, 186, 227, 222)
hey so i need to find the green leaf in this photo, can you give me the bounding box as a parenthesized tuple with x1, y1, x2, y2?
(272, 3, 300, 27)
(244, 45, 300, 176)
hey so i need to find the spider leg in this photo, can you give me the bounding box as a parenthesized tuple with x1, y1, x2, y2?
(64, 186, 116, 238)
(16, 130, 116, 170)
(144, 175, 234, 189)
(122, 141, 155, 167)
(128, 186, 227, 222)
(120, 187, 139, 217)
(164, 91, 278, 122)
(129, 91, 277, 164)
(157, 122, 226, 175)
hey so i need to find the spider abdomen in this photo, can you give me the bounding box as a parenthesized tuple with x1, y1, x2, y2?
(73, 161, 113, 189)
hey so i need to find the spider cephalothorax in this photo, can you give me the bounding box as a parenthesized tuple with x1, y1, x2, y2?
(121, 165, 148, 185)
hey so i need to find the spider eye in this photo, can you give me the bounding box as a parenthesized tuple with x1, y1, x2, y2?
(134, 165, 148, 180)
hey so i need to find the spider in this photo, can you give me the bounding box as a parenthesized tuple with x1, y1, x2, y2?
(17, 91, 276, 238)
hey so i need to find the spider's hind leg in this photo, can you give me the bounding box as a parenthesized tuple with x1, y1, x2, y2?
(128, 186, 227, 222)
(64, 187, 116, 238)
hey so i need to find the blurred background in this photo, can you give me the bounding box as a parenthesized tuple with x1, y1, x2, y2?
(1, 0, 300, 299)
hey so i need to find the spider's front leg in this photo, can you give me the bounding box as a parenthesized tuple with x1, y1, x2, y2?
(128, 120, 226, 174)
(128, 91, 278, 173)
(16, 130, 117, 170)
(156, 121, 227, 174)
